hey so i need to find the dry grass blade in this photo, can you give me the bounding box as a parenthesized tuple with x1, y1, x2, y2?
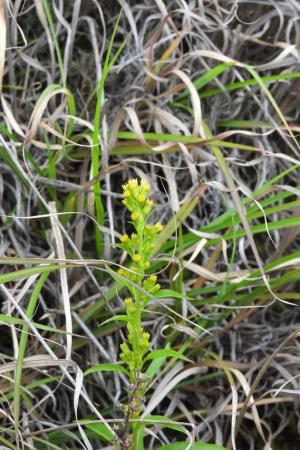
(0, 0, 5, 93)
(49, 202, 72, 360)
(24, 86, 71, 144)
(228, 330, 300, 449)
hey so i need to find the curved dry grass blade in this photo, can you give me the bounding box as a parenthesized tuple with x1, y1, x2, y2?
(24, 85, 71, 145)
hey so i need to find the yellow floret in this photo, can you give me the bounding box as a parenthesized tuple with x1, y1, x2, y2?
(120, 234, 129, 243)
(145, 199, 153, 208)
(131, 212, 140, 221)
(117, 268, 124, 275)
(149, 274, 157, 283)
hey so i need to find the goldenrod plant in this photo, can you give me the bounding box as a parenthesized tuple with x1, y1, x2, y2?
(116, 179, 163, 447)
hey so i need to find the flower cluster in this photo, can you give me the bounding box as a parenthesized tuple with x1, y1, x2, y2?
(118, 178, 163, 287)
(117, 179, 163, 384)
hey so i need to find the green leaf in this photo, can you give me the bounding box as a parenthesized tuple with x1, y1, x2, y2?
(174, 61, 235, 102)
(85, 423, 114, 442)
(145, 354, 167, 378)
(136, 423, 145, 450)
(199, 70, 300, 99)
(92, 10, 126, 256)
(84, 363, 129, 377)
(0, 313, 73, 335)
(156, 443, 227, 450)
(136, 415, 188, 449)
(143, 415, 185, 433)
(0, 264, 71, 284)
(143, 349, 192, 364)
(156, 289, 193, 300)
(100, 315, 129, 326)
(14, 272, 49, 437)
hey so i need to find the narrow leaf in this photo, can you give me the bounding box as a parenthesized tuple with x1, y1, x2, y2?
(143, 349, 192, 364)
(84, 363, 129, 377)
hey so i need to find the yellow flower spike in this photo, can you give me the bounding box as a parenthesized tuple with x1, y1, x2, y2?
(118, 179, 163, 405)
(132, 254, 141, 263)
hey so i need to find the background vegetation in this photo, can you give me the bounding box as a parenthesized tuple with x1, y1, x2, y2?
(1, 0, 300, 449)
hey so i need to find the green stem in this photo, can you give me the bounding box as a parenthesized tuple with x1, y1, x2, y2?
(131, 218, 146, 446)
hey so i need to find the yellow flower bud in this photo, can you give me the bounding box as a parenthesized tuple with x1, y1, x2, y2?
(138, 194, 146, 203)
(154, 222, 163, 232)
(144, 261, 150, 269)
(149, 274, 157, 283)
(124, 297, 133, 307)
(132, 254, 141, 263)
(118, 268, 124, 275)
(131, 212, 139, 221)
(142, 331, 150, 340)
(128, 179, 138, 189)
(123, 190, 131, 198)
(120, 234, 129, 243)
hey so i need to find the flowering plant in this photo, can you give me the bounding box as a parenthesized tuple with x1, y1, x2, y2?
(113, 179, 164, 447)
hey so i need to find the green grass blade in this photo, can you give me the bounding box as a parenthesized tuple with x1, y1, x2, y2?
(14, 272, 49, 444)
(92, 10, 125, 256)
